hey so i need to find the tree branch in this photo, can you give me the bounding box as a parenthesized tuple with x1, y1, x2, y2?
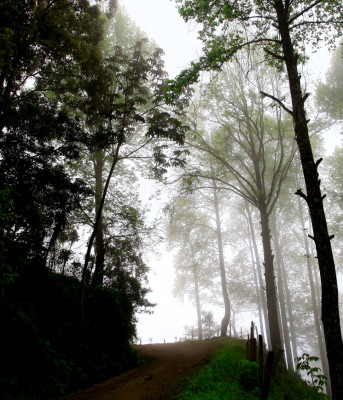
(260, 91, 293, 115)
(264, 47, 285, 62)
(295, 189, 308, 202)
(288, 0, 323, 25)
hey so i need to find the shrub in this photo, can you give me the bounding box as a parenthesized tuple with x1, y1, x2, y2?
(0, 268, 141, 400)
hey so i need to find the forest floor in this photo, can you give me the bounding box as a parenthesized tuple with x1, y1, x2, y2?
(60, 340, 224, 400)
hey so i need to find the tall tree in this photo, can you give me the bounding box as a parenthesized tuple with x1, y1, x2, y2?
(167, 159, 232, 337)
(0, 0, 104, 268)
(74, 11, 190, 319)
(0, 0, 104, 131)
(170, 2, 343, 395)
(182, 54, 295, 362)
(210, 165, 231, 337)
(166, 196, 218, 340)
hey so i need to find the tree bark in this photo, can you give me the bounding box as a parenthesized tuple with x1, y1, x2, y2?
(80, 144, 121, 321)
(246, 205, 271, 349)
(92, 150, 105, 288)
(271, 212, 294, 371)
(278, 239, 298, 367)
(274, 3, 343, 397)
(250, 242, 266, 343)
(194, 271, 202, 340)
(245, 117, 284, 362)
(297, 197, 331, 396)
(246, 207, 266, 343)
(259, 202, 284, 364)
(211, 173, 231, 337)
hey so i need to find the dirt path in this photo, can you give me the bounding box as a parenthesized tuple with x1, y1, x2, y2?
(61, 340, 223, 400)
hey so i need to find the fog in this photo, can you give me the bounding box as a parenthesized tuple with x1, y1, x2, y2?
(121, 0, 342, 352)
(4, 1, 343, 398)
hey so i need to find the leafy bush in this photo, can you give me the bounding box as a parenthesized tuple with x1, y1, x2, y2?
(296, 353, 329, 398)
(239, 360, 259, 391)
(0, 268, 141, 400)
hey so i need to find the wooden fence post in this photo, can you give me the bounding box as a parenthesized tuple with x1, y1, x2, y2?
(249, 321, 257, 362)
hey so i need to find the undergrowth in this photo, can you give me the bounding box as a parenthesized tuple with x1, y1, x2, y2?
(176, 339, 325, 400)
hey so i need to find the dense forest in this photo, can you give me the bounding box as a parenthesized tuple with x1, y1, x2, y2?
(0, 0, 342, 399)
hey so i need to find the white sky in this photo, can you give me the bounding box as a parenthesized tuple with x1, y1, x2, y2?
(123, 0, 202, 78)
(120, 0, 342, 344)
(122, 0, 236, 344)
(121, 0, 203, 343)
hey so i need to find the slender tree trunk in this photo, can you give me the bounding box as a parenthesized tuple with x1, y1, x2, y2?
(92, 150, 105, 288)
(80, 144, 121, 321)
(279, 245, 298, 366)
(246, 210, 266, 342)
(247, 205, 272, 349)
(271, 213, 294, 371)
(194, 271, 202, 340)
(251, 247, 266, 342)
(297, 197, 332, 395)
(211, 172, 231, 337)
(245, 120, 283, 359)
(255, 206, 285, 363)
(274, 5, 343, 397)
(232, 309, 237, 337)
(259, 201, 284, 364)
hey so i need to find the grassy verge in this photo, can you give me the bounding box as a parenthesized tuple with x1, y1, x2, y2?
(175, 339, 325, 400)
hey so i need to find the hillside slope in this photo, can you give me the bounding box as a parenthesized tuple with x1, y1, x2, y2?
(60, 341, 224, 400)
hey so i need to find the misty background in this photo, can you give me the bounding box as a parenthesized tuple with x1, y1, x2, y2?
(121, 0, 342, 345)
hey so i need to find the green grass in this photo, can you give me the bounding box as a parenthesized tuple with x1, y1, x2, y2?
(175, 339, 326, 400)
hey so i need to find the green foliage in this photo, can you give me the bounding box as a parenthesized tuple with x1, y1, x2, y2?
(0, 0, 103, 266)
(296, 353, 329, 397)
(316, 46, 343, 120)
(239, 360, 259, 391)
(0, 188, 19, 295)
(0, 3, 184, 399)
(168, 0, 343, 96)
(0, 0, 104, 119)
(0, 269, 142, 400)
(177, 340, 325, 400)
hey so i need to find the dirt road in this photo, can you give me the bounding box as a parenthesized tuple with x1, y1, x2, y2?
(61, 340, 223, 400)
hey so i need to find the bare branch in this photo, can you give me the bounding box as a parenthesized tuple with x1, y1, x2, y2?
(260, 91, 293, 115)
(295, 189, 308, 202)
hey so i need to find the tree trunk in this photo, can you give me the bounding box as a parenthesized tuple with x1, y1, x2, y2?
(92, 150, 105, 288)
(251, 247, 266, 342)
(275, 4, 343, 397)
(246, 205, 272, 349)
(259, 202, 284, 364)
(80, 144, 121, 321)
(211, 173, 231, 337)
(297, 197, 332, 395)
(194, 271, 202, 340)
(279, 242, 298, 366)
(271, 213, 294, 371)
(246, 209, 266, 343)
(244, 120, 283, 359)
